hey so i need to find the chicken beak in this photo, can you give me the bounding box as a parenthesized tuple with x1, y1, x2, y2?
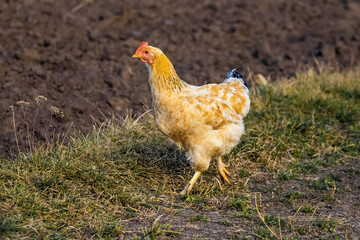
(132, 54, 141, 58)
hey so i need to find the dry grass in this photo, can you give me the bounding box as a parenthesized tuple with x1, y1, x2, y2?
(0, 68, 359, 239)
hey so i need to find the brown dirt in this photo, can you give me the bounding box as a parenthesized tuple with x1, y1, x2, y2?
(1, 0, 360, 155)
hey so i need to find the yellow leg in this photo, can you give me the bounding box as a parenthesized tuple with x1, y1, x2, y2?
(180, 171, 202, 196)
(217, 157, 231, 184)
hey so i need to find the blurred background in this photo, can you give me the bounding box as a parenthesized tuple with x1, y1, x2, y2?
(1, 0, 360, 154)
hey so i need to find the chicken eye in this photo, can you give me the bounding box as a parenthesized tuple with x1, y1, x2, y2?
(145, 51, 148, 54)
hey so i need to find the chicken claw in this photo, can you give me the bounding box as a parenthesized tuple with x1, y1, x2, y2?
(217, 157, 231, 184)
(180, 171, 202, 196)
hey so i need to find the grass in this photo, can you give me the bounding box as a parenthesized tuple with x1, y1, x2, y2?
(136, 217, 181, 239)
(189, 215, 209, 223)
(1, 68, 359, 239)
(264, 215, 289, 229)
(309, 177, 337, 191)
(219, 219, 232, 227)
(312, 218, 338, 233)
(281, 191, 305, 204)
(302, 205, 316, 213)
(228, 195, 255, 218)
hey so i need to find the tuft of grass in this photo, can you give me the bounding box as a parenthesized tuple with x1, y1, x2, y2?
(308, 177, 337, 191)
(343, 167, 360, 177)
(312, 218, 338, 233)
(228, 195, 254, 218)
(264, 215, 289, 229)
(277, 171, 298, 182)
(281, 191, 305, 204)
(227, 196, 249, 211)
(139, 218, 181, 239)
(316, 153, 341, 167)
(254, 227, 277, 240)
(302, 205, 316, 213)
(219, 219, 232, 227)
(295, 226, 307, 235)
(308, 176, 342, 203)
(185, 196, 205, 209)
(94, 223, 125, 238)
(238, 169, 251, 178)
(189, 215, 209, 223)
(289, 161, 319, 174)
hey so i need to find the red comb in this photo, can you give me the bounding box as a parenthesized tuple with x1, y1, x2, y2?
(135, 42, 148, 54)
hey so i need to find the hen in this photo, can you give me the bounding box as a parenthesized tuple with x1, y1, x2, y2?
(132, 42, 250, 195)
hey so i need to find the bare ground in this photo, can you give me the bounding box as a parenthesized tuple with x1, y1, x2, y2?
(1, 0, 360, 154)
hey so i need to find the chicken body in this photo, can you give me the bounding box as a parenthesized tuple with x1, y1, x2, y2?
(133, 42, 250, 195)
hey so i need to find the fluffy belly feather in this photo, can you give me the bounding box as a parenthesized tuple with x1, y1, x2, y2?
(155, 108, 244, 157)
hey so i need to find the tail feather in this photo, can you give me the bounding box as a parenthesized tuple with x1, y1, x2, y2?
(224, 69, 249, 89)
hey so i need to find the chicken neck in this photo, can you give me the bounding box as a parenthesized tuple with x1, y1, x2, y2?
(148, 53, 185, 93)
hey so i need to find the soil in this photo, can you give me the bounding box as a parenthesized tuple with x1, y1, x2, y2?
(1, 0, 360, 154)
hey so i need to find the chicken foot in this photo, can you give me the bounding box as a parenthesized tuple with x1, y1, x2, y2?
(179, 171, 202, 196)
(217, 157, 231, 184)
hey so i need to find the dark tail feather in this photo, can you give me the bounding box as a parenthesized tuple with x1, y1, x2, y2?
(225, 69, 249, 89)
